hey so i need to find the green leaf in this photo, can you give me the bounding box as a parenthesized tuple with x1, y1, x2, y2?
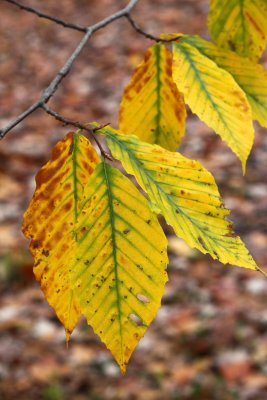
(172, 40, 254, 173)
(97, 125, 258, 271)
(71, 162, 168, 373)
(180, 34, 267, 128)
(208, 0, 267, 61)
(119, 43, 186, 151)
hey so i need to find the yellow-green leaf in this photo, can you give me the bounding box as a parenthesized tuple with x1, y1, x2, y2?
(208, 0, 267, 61)
(119, 43, 186, 151)
(180, 34, 267, 128)
(22, 132, 100, 340)
(172, 40, 254, 173)
(71, 162, 168, 373)
(97, 125, 258, 271)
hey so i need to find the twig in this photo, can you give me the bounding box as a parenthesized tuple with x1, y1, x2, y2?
(42, 104, 94, 132)
(2, 0, 179, 43)
(126, 14, 182, 42)
(126, 14, 161, 42)
(0, 0, 139, 139)
(42, 104, 113, 160)
(2, 0, 87, 32)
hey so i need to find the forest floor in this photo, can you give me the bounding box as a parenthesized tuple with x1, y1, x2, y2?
(0, 1, 267, 399)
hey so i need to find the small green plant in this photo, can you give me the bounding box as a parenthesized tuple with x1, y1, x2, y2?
(43, 384, 64, 400)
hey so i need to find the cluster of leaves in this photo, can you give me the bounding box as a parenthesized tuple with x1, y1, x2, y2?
(23, 0, 267, 373)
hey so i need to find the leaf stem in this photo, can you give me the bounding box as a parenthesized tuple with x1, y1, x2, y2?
(126, 14, 182, 42)
(42, 104, 112, 160)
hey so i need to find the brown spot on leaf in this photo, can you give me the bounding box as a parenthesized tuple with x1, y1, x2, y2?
(175, 105, 184, 119)
(224, 232, 237, 238)
(143, 75, 150, 85)
(144, 48, 152, 62)
(124, 92, 132, 101)
(120, 255, 127, 264)
(82, 160, 93, 174)
(32, 240, 41, 249)
(135, 83, 142, 93)
(34, 259, 42, 268)
(227, 40, 236, 51)
(198, 236, 207, 251)
(68, 142, 74, 155)
(165, 48, 173, 76)
(60, 243, 69, 254)
(36, 158, 66, 186)
(245, 12, 264, 36)
(85, 147, 98, 163)
(53, 231, 63, 242)
(80, 226, 87, 236)
(63, 183, 72, 191)
(63, 200, 73, 212)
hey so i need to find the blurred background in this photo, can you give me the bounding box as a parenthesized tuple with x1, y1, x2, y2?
(0, 1, 267, 399)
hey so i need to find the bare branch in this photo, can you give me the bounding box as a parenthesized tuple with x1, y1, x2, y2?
(2, 0, 87, 32)
(42, 104, 112, 160)
(0, 0, 139, 139)
(0, 101, 41, 137)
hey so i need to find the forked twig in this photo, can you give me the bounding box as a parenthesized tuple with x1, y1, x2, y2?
(0, 0, 139, 139)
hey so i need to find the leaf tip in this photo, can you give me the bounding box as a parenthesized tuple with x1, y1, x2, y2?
(65, 329, 71, 348)
(119, 363, 127, 375)
(241, 159, 247, 176)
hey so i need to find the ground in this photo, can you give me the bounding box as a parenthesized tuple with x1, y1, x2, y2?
(0, 1, 267, 399)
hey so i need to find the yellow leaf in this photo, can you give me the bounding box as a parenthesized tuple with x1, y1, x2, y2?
(172, 40, 254, 173)
(180, 34, 267, 128)
(119, 43, 186, 151)
(208, 0, 267, 61)
(22, 132, 100, 340)
(71, 162, 168, 373)
(97, 125, 258, 271)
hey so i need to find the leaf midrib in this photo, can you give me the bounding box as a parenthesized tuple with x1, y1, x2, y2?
(102, 161, 124, 364)
(154, 44, 162, 145)
(72, 133, 79, 222)
(174, 42, 240, 153)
